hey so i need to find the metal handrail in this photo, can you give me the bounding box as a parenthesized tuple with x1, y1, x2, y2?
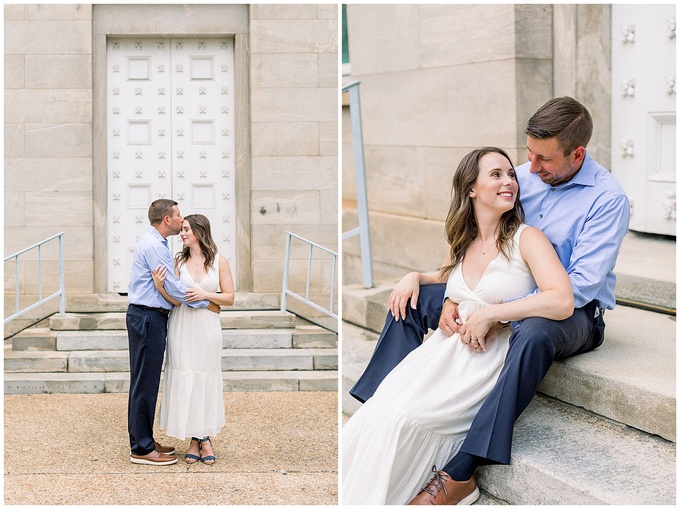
(4, 232, 66, 323)
(342, 80, 374, 288)
(281, 232, 338, 321)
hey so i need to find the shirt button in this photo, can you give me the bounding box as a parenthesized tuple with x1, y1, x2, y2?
(539, 214, 544, 219)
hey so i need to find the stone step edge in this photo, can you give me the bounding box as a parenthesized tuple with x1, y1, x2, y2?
(49, 310, 298, 331)
(538, 359, 675, 442)
(64, 291, 282, 313)
(339, 394, 674, 504)
(475, 395, 675, 505)
(11, 326, 337, 352)
(614, 273, 675, 314)
(4, 370, 339, 394)
(340, 319, 674, 443)
(6, 347, 338, 358)
(5, 348, 339, 373)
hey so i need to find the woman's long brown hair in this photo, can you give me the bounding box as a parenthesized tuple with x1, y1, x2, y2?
(439, 147, 524, 281)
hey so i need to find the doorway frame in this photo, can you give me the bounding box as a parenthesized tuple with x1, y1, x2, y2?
(92, 4, 252, 293)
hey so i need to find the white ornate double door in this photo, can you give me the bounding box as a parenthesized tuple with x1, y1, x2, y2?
(107, 38, 236, 292)
(611, 5, 676, 236)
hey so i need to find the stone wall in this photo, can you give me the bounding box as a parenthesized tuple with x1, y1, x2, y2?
(5, 4, 338, 322)
(250, 4, 339, 305)
(5, 4, 94, 311)
(342, 4, 610, 285)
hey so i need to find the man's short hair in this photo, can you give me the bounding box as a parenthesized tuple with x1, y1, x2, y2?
(525, 96, 593, 155)
(148, 199, 178, 225)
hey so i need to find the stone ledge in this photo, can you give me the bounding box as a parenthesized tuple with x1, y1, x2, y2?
(340, 298, 676, 442)
(49, 310, 297, 331)
(292, 325, 338, 348)
(53, 329, 300, 351)
(5, 373, 105, 394)
(478, 396, 675, 505)
(11, 328, 57, 351)
(4, 370, 338, 394)
(4, 350, 69, 373)
(222, 349, 315, 371)
(65, 292, 282, 312)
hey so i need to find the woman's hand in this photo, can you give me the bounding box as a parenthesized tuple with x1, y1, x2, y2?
(185, 287, 209, 303)
(388, 272, 421, 321)
(151, 265, 167, 292)
(458, 307, 497, 352)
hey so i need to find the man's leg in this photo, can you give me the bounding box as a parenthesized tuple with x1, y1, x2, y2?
(445, 301, 605, 476)
(350, 283, 446, 403)
(127, 307, 168, 456)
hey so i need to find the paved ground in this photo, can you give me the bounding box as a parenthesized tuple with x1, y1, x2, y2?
(4, 391, 338, 505)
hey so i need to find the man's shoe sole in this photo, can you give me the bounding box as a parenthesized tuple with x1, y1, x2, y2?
(129, 449, 176, 455)
(459, 487, 480, 505)
(130, 456, 177, 466)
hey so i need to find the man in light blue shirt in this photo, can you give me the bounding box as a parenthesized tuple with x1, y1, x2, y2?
(517, 145, 629, 311)
(126, 199, 219, 466)
(350, 98, 630, 504)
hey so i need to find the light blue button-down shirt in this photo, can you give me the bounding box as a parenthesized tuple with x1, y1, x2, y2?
(127, 226, 209, 310)
(517, 152, 630, 310)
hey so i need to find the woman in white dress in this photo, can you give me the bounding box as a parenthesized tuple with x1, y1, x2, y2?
(342, 148, 573, 505)
(152, 214, 235, 465)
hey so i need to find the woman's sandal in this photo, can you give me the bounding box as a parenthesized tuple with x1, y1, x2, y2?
(199, 436, 215, 464)
(185, 437, 201, 464)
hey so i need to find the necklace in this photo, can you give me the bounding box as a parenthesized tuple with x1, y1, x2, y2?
(478, 236, 496, 255)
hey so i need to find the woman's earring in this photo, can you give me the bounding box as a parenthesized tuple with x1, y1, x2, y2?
(469, 190, 476, 198)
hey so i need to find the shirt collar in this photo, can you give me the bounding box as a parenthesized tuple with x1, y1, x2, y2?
(147, 225, 167, 243)
(555, 151, 596, 188)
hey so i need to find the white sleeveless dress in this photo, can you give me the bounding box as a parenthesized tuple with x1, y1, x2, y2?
(159, 259, 225, 439)
(342, 225, 537, 505)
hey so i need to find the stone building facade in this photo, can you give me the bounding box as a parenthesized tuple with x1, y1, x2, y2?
(342, 4, 675, 284)
(5, 4, 338, 327)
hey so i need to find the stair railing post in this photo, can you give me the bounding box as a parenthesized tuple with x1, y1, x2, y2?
(342, 80, 374, 289)
(281, 232, 293, 313)
(15, 256, 20, 317)
(59, 232, 65, 316)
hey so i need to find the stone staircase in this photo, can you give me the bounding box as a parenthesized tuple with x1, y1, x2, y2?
(341, 231, 676, 505)
(5, 293, 337, 394)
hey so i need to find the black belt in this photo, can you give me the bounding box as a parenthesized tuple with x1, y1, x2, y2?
(129, 303, 170, 316)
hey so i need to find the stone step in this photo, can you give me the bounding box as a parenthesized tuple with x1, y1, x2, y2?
(5, 347, 338, 374)
(476, 395, 675, 505)
(65, 291, 282, 313)
(537, 304, 675, 442)
(612, 230, 675, 313)
(49, 310, 297, 331)
(11, 328, 58, 351)
(12, 324, 337, 352)
(341, 301, 676, 442)
(4, 347, 70, 373)
(4, 370, 338, 395)
(292, 325, 338, 348)
(222, 348, 338, 371)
